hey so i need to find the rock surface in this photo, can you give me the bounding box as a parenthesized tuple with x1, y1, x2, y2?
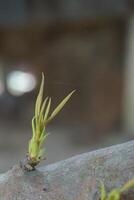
(0, 140, 134, 200)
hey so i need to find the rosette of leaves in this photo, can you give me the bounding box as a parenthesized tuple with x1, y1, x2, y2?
(27, 73, 75, 170)
(100, 179, 134, 200)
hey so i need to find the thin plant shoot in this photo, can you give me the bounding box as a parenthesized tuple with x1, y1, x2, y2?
(100, 179, 134, 200)
(23, 73, 75, 171)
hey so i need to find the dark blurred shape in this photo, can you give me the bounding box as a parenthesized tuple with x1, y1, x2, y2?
(0, 0, 130, 26)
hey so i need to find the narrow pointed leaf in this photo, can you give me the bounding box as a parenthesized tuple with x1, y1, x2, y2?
(39, 97, 49, 126)
(46, 90, 75, 123)
(32, 117, 36, 137)
(35, 73, 44, 119)
(100, 182, 106, 200)
(108, 190, 120, 200)
(43, 97, 51, 124)
(41, 97, 49, 117)
(120, 179, 134, 193)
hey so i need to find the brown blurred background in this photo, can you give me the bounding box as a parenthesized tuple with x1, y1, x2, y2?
(0, 0, 134, 172)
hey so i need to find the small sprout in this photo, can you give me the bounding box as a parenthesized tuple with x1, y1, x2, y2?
(100, 182, 106, 200)
(120, 179, 134, 193)
(27, 73, 75, 170)
(100, 179, 134, 200)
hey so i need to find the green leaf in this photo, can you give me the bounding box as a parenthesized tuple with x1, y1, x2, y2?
(32, 117, 36, 137)
(40, 97, 49, 117)
(39, 97, 49, 127)
(120, 179, 134, 193)
(29, 139, 39, 159)
(99, 179, 134, 200)
(46, 90, 75, 123)
(43, 97, 51, 124)
(35, 73, 44, 120)
(107, 190, 120, 200)
(100, 182, 106, 200)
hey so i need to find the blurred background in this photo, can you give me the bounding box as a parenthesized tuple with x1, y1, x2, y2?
(0, 0, 134, 172)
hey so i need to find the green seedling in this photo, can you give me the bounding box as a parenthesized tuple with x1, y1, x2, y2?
(24, 73, 75, 170)
(100, 179, 134, 200)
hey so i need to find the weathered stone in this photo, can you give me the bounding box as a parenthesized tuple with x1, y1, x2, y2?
(0, 140, 134, 199)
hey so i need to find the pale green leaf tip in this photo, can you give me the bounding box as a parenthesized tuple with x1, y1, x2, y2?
(42, 72, 45, 81)
(100, 181, 106, 200)
(46, 90, 75, 124)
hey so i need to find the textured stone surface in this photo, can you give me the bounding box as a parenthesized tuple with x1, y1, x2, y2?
(0, 140, 134, 200)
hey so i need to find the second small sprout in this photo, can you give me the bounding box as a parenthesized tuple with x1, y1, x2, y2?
(100, 179, 134, 200)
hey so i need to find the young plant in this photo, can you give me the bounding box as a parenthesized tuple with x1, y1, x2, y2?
(100, 179, 134, 200)
(24, 73, 75, 171)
